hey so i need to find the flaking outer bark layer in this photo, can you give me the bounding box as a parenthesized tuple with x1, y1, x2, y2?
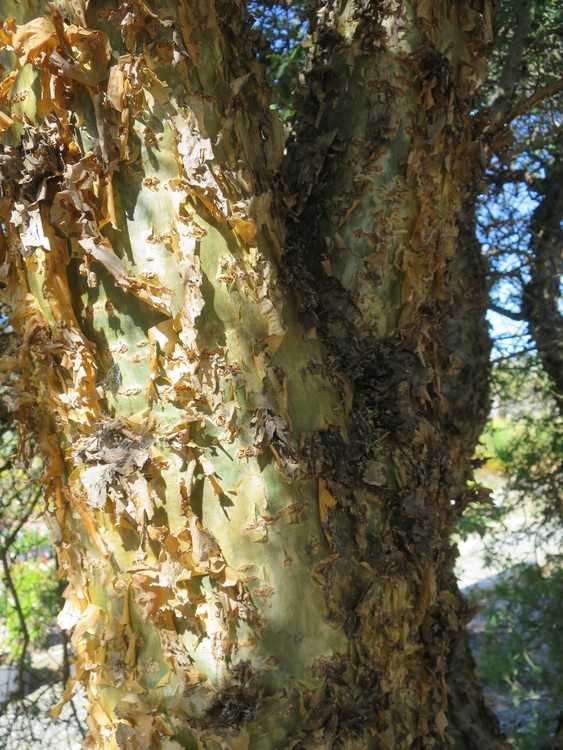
(0, 1, 506, 749)
(0, 1, 350, 747)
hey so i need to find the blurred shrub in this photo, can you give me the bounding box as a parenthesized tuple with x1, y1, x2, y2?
(474, 561, 563, 749)
(0, 530, 59, 661)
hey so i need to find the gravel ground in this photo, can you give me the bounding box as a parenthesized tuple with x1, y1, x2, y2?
(0, 682, 86, 749)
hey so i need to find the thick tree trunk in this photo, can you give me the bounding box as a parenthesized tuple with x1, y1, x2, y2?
(285, 5, 505, 749)
(0, 1, 505, 748)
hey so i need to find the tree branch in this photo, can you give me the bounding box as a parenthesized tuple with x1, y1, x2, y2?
(505, 79, 563, 125)
(0, 487, 41, 553)
(492, 345, 535, 364)
(480, 79, 563, 154)
(490, 0, 535, 123)
(489, 303, 525, 321)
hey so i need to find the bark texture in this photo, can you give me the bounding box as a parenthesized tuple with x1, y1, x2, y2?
(285, 4, 505, 748)
(0, 1, 505, 748)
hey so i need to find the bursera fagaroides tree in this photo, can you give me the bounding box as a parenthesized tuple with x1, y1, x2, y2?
(0, 1, 506, 748)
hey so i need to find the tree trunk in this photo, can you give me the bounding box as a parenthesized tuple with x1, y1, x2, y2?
(0, 1, 505, 748)
(284, 6, 504, 749)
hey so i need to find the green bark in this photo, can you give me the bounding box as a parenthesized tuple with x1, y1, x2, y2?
(0, 1, 505, 748)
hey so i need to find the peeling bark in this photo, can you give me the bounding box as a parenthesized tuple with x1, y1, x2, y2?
(0, 1, 505, 748)
(284, 3, 505, 748)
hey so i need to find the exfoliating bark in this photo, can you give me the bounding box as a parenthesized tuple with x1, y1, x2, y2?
(0, 1, 505, 748)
